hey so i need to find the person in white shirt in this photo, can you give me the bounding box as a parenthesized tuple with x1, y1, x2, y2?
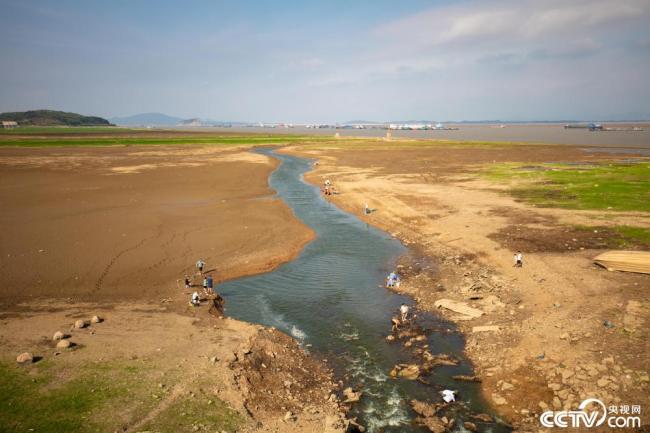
(191, 291, 200, 306)
(399, 303, 409, 322)
(514, 251, 523, 267)
(441, 389, 456, 403)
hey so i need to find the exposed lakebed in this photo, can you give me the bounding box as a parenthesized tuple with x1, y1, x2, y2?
(219, 149, 510, 432)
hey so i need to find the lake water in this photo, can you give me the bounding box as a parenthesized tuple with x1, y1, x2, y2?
(196, 124, 650, 155)
(218, 149, 511, 432)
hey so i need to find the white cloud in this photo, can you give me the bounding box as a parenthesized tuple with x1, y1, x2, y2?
(376, 0, 649, 47)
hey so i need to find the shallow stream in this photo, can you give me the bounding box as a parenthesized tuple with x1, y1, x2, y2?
(219, 149, 510, 432)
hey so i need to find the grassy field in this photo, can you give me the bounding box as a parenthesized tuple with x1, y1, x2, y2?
(485, 161, 650, 212)
(0, 126, 130, 135)
(0, 360, 241, 433)
(0, 127, 523, 149)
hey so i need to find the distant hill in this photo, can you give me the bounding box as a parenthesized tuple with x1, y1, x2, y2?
(0, 110, 112, 126)
(109, 112, 183, 126)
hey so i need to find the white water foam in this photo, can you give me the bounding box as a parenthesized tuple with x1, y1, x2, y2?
(256, 295, 308, 342)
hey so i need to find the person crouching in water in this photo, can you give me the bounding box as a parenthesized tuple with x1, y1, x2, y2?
(400, 303, 410, 323)
(386, 272, 400, 288)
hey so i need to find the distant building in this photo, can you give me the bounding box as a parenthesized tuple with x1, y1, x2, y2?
(1, 120, 18, 129)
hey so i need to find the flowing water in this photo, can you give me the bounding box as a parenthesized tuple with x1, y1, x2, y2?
(219, 149, 510, 432)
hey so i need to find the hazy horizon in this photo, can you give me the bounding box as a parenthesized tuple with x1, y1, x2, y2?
(1, 0, 649, 123)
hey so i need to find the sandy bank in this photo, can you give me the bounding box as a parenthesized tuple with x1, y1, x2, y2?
(0, 145, 351, 432)
(0, 145, 314, 305)
(285, 144, 649, 431)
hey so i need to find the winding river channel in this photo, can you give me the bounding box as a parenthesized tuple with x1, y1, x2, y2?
(219, 149, 510, 433)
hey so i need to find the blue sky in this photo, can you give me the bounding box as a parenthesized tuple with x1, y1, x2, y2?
(1, 0, 649, 122)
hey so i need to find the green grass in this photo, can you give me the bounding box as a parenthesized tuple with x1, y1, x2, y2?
(485, 161, 650, 212)
(138, 391, 242, 433)
(0, 126, 131, 135)
(0, 358, 243, 433)
(0, 360, 160, 433)
(0, 135, 329, 147)
(612, 225, 650, 246)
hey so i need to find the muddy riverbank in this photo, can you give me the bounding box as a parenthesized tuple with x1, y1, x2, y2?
(285, 143, 650, 431)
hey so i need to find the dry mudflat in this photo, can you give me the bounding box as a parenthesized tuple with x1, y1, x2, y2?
(286, 141, 650, 431)
(0, 144, 349, 433)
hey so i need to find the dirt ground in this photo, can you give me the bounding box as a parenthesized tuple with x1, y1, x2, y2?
(0, 145, 313, 305)
(285, 143, 650, 432)
(0, 145, 350, 433)
(0, 300, 346, 433)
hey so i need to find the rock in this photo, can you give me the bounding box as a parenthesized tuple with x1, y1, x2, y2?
(398, 364, 420, 380)
(416, 416, 446, 433)
(553, 397, 562, 409)
(471, 413, 493, 423)
(90, 315, 103, 324)
(386, 335, 395, 342)
(501, 382, 514, 391)
(492, 394, 507, 406)
(16, 352, 34, 364)
(74, 319, 88, 329)
(52, 331, 66, 341)
(434, 299, 484, 319)
(56, 339, 72, 349)
(472, 325, 501, 333)
(597, 378, 609, 387)
(452, 375, 481, 382)
(422, 352, 459, 368)
(324, 415, 347, 432)
(464, 421, 478, 432)
(348, 418, 366, 432)
(343, 387, 362, 403)
(559, 333, 569, 340)
(283, 411, 295, 422)
(561, 369, 574, 381)
(539, 401, 549, 410)
(410, 399, 438, 418)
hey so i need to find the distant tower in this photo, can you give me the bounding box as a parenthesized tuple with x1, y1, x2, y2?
(385, 130, 392, 141)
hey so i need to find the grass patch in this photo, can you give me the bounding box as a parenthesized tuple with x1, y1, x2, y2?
(0, 126, 132, 135)
(0, 135, 328, 147)
(0, 360, 158, 433)
(139, 391, 243, 433)
(611, 226, 650, 247)
(485, 162, 650, 212)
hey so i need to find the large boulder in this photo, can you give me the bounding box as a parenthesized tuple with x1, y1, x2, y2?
(52, 331, 66, 341)
(74, 319, 88, 329)
(56, 339, 72, 349)
(90, 315, 103, 324)
(16, 352, 34, 364)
